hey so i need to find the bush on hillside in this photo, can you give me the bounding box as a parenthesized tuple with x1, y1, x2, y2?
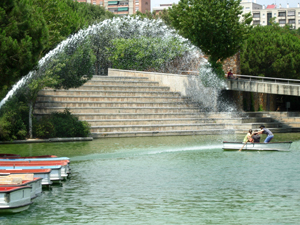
(34, 109, 90, 139)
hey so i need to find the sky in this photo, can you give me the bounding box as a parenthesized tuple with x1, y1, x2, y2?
(151, 0, 300, 10)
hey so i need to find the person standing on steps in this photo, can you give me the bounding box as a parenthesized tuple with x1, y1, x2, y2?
(255, 125, 274, 143)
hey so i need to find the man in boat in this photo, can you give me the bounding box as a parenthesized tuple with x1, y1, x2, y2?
(252, 130, 261, 143)
(255, 125, 274, 143)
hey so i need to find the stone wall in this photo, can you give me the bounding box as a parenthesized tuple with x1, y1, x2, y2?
(222, 52, 241, 74)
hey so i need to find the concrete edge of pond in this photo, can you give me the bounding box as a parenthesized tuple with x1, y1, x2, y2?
(0, 137, 93, 144)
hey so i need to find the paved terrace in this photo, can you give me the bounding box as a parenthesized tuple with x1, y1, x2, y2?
(226, 75, 300, 96)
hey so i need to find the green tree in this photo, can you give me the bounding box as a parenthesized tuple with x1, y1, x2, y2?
(240, 23, 300, 79)
(0, 0, 49, 96)
(108, 37, 187, 71)
(33, 0, 114, 55)
(168, 0, 252, 77)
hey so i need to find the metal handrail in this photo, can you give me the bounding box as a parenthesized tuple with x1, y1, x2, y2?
(234, 74, 300, 85)
(180, 71, 300, 85)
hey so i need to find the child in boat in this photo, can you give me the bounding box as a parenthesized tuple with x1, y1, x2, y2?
(243, 129, 254, 143)
(252, 130, 261, 143)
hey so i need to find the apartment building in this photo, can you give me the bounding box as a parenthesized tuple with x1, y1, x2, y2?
(76, 0, 150, 15)
(152, 3, 173, 14)
(241, 0, 300, 29)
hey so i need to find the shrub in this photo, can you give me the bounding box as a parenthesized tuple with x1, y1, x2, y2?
(0, 112, 27, 141)
(34, 109, 90, 138)
(34, 117, 56, 139)
(0, 97, 28, 141)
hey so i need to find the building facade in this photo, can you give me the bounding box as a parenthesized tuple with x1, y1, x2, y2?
(241, 0, 300, 29)
(76, 0, 150, 15)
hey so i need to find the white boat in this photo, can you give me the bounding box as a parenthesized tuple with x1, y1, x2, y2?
(0, 157, 70, 162)
(0, 186, 32, 213)
(223, 141, 292, 151)
(0, 176, 43, 199)
(0, 166, 63, 182)
(0, 169, 52, 186)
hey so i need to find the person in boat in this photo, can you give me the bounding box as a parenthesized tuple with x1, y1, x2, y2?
(243, 129, 254, 143)
(255, 125, 274, 143)
(252, 130, 261, 143)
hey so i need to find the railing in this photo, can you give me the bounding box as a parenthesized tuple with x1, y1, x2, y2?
(233, 74, 300, 85)
(180, 71, 300, 86)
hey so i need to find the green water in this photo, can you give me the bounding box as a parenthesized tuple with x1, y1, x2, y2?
(0, 133, 300, 224)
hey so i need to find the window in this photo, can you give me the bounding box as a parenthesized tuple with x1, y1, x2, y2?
(145, 2, 148, 5)
(262, 14, 265, 18)
(274, 13, 276, 16)
(253, 13, 260, 18)
(245, 7, 250, 9)
(267, 13, 272, 25)
(279, 19, 286, 24)
(278, 12, 286, 17)
(253, 20, 260, 25)
(289, 19, 295, 24)
(263, 21, 265, 24)
(298, 12, 300, 16)
(93, 1, 96, 4)
(298, 20, 300, 24)
(288, 11, 295, 16)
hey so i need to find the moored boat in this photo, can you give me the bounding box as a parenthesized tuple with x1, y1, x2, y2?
(0, 165, 63, 182)
(223, 141, 292, 151)
(0, 157, 70, 163)
(0, 155, 57, 159)
(0, 186, 32, 213)
(0, 154, 20, 158)
(0, 169, 52, 186)
(0, 175, 43, 199)
(0, 160, 70, 178)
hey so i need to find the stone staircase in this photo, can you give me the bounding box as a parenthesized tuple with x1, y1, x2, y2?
(34, 75, 294, 138)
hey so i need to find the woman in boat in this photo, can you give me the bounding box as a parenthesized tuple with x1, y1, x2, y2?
(243, 129, 254, 143)
(255, 125, 274, 143)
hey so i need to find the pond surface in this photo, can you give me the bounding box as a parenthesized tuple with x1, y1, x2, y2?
(0, 133, 300, 224)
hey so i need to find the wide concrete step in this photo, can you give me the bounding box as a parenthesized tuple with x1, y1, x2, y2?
(86, 118, 248, 126)
(70, 112, 243, 120)
(233, 122, 287, 130)
(35, 101, 196, 108)
(69, 113, 217, 120)
(38, 90, 181, 97)
(36, 96, 189, 103)
(241, 118, 274, 123)
(34, 107, 201, 114)
(84, 80, 160, 87)
(90, 123, 226, 132)
(284, 122, 300, 128)
(234, 127, 291, 134)
(91, 76, 149, 81)
(67, 85, 170, 92)
(91, 129, 235, 138)
(278, 117, 300, 122)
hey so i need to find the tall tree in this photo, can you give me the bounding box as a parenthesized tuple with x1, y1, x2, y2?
(0, 0, 49, 96)
(241, 23, 300, 79)
(168, 0, 252, 77)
